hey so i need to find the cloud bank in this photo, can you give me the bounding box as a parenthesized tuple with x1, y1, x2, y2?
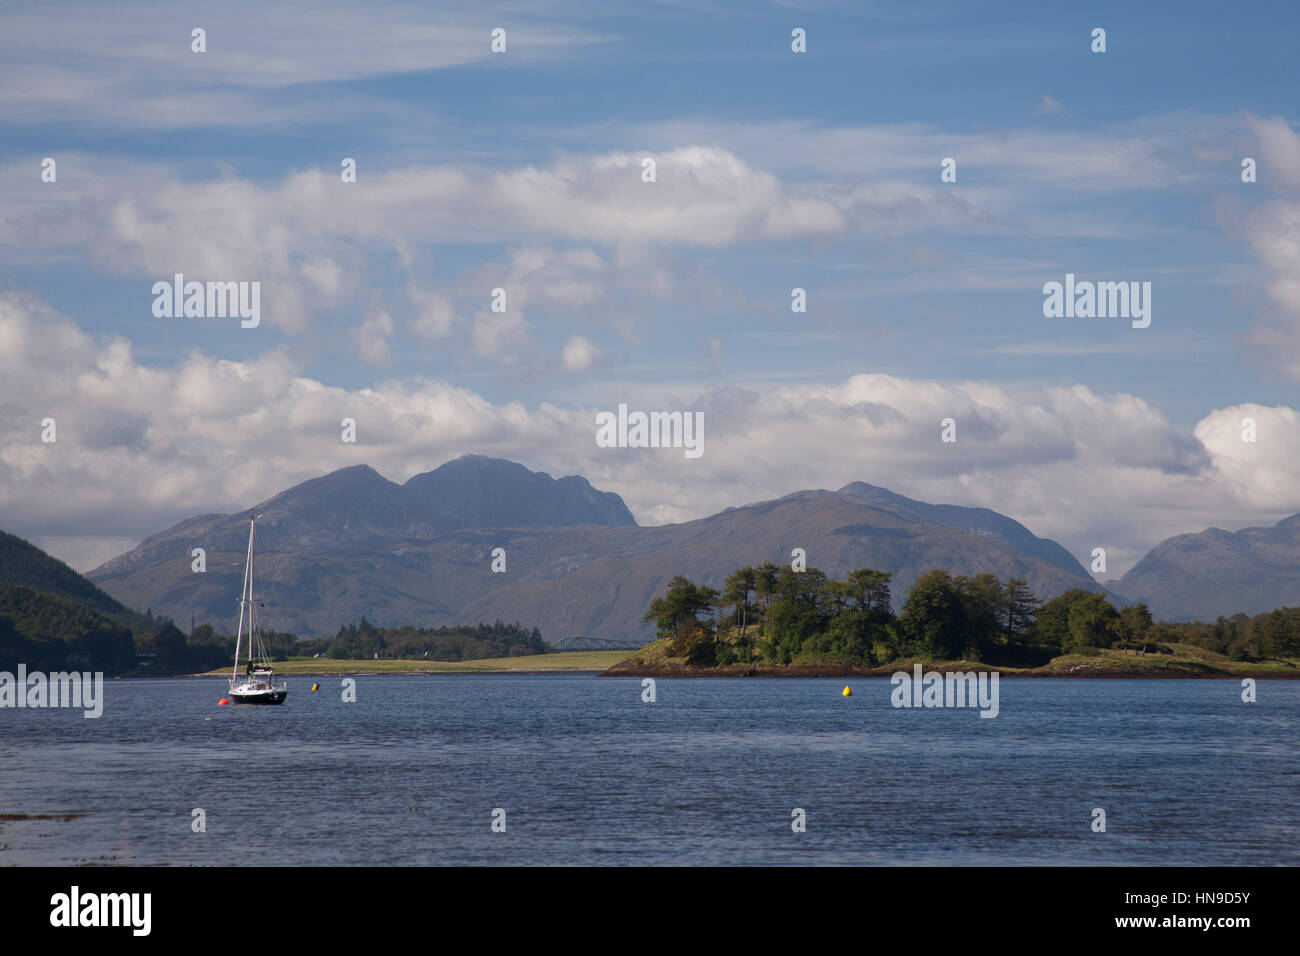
(3, 292, 1296, 578)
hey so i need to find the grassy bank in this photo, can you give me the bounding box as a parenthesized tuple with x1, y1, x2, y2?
(601, 639, 1300, 678)
(194, 650, 632, 676)
(192, 642, 1300, 679)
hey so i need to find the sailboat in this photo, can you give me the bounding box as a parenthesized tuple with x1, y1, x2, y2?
(228, 514, 288, 705)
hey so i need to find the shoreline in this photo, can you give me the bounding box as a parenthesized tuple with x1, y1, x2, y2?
(184, 649, 631, 678)
(597, 636, 1300, 679)
(175, 668, 606, 678)
(597, 664, 1300, 679)
(114, 648, 1298, 681)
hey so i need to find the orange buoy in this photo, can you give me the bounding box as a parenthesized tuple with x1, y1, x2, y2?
(218, 698, 230, 706)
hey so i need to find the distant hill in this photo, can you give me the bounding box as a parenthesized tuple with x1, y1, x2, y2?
(836, 482, 1090, 578)
(1115, 512, 1300, 621)
(89, 458, 1103, 644)
(0, 531, 223, 673)
(0, 580, 134, 671)
(0, 529, 132, 617)
(0, 582, 131, 646)
(0, 531, 144, 671)
(90, 454, 636, 579)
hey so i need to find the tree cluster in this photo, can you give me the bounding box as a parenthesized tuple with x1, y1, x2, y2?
(1153, 608, 1300, 661)
(298, 617, 550, 661)
(642, 563, 1178, 667)
(0, 583, 227, 673)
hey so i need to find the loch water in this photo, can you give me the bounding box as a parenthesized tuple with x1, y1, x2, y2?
(1, 675, 1296, 865)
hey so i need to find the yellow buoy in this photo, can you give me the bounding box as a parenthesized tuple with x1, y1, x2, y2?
(842, 685, 852, 697)
(311, 683, 319, 692)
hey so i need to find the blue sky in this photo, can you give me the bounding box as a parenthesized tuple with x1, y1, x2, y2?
(1, 0, 1298, 576)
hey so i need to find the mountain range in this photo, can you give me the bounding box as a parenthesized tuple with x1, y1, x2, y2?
(71, 455, 1300, 642)
(1113, 513, 1300, 621)
(83, 455, 1104, 644)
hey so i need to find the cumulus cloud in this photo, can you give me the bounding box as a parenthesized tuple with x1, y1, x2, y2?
(561, 335, 605, 372)
(477, 146, 849, 246)
(353, 309, 395, 367)
(407, 287, 457, 344)
(1194, 404, 1300, 507)
(1234, 116, 1300, 379)
(1248, 115, 1300, 190)
(496, 246, 609, 309)
(3, 293, 1299, 578)
(0, 147, 846, 334)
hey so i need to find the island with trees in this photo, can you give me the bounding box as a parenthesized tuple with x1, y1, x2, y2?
(605, 563, 1300, 678)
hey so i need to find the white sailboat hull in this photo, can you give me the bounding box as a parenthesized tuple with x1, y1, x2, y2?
(228, 678, 288, 705)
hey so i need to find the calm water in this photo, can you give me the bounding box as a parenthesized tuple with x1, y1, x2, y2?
(1, 675, 1297, 865)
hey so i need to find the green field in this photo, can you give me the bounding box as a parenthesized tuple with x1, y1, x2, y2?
(195, 642, 1300, 679)
(195, 650, 631, 676)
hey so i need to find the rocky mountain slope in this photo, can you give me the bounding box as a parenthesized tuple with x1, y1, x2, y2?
(1114, 513, 1300, 621)
(87, 457, 1104, 644)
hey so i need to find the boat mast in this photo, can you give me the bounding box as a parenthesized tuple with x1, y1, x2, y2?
(232, 515, 256, 681)
(249, 518, 257, 663)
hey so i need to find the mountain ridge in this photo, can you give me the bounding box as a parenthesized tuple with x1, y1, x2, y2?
(91, 454, 637, 578)
(1115, 511, 1300, 621)
(86, 456, 1107, 643)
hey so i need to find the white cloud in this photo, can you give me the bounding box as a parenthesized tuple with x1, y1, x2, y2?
(499, 246, 609, 308)
(561, 335, 605, 372)
(1194, 404, 1300, 508)
(0, 0, 611, 128)
(0, 147, 846, 333)
(353, 310, 395, 367)
(484, 146, 848, 245)
(4, 116, 1286, 356)
(1234, 116, 1300, 379)
(636, 115, 1222, 191)
(407, 287, 457, 344)
(1247, 115, 1300, 190)
(3, 293, 1298, 579)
